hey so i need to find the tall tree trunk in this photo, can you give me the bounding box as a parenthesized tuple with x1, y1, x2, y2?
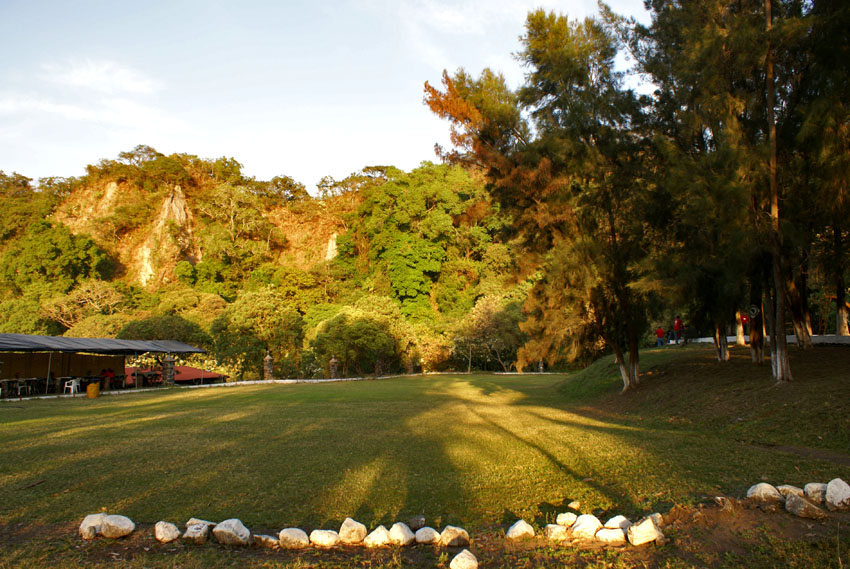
(764, 288, 779, 378)
(735, 310, 747, 346)
(750, 279, 765, 364)
(613, 342, 632, 393)
(787, 277, 813, 348)
(628, 334, 640, 387)
(713, 323, 730, 362)
(766, 0, 792, 382)
(835, 225, 850, 336)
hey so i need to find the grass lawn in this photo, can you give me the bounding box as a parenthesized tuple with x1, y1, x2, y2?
(1, 343, 848, 567)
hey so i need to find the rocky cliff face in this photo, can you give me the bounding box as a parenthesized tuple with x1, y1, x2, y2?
(135, 185, 200, 287)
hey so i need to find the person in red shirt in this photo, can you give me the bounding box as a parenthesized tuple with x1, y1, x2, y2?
(655, 326, 666, 347)
(673, 316, 683, 344)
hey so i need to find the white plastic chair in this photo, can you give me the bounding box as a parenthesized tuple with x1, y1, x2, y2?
(63, 378, 80, 395)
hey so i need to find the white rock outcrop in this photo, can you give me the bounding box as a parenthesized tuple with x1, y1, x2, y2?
(414, 526, 441, 544)
(804, 483, 827, 505)
(450, 549, 479, 569)
(389, 522, 415, 546)
(627, 516, 663, 546)
(505, 519, 535, 540)
(154, 521, 181, 543)
(213, 518, 251, 546)
(746, 483, 784, 504)
(363, 525, 392, 548)
(79, 513, 106, 540)
(556, 512, 577, 527)
(100, 515, 135, 539)
(595, 527, 627, 545)
(253, 534, 278, 548)
(604, 515, 631, 530)
(785, 493, 827, 519)
(279, 528, 310, 549)
(339, 518, 367, 544)
(440, 525, 470, 547)
(309, 529, 340, 547)
(777, 485, 805, 499)
(570, 514, 603, 540)
(826, 478, 850, 511)
(544, 524, 569, 540)
(183, 523, 210, 544)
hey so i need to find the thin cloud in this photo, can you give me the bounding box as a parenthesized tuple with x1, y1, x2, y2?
(40, 59, 161, 95)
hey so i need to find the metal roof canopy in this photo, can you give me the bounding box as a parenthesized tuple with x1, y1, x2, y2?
(0, 333, 205, 355)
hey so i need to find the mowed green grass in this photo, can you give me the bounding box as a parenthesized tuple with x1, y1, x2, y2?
(0, 344, 848, 537)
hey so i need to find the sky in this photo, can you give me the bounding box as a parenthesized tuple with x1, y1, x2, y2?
(0, 0, 651, 193)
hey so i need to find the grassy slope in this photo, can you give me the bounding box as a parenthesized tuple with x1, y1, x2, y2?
(1, 344, 848, 568)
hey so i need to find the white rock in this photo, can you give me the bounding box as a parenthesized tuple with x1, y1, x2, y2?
(603, 515, 631, 530)
(186, 517, 216, 528)
(777, 485, 805, 499)
(213, 518, 251, 546)
(100, 515, 135, 539)
(363, 525, 392, 548)
(785, 493, 827, 519)
(253, 534, 279, 548)
(310, 529, 340, 547)
(649, 512, 664, 527)
(389, 522, 415, 546)
(338, 517, 367, 544)
(183, 523, 210, 544)
(544, 524, 569, 540)
(450, 549, 478, 569)
(154, 521, 181, 543)
(567, 500, 581, 510)
(746, 483, 784, 504)
(278, 528, 310, 549)
(570, 514, 602, 540)
(414, 526, 440, 544)
(556, 512, 577, 527)
(627, 516, 663, 546)
(79, 513, 106, 540)
(505, 519, 535, 540)
(595, 527, 627, 545)
(440, 525, 470, 547)
(826, 478, 850, 511)
(804, 483, 827, 504)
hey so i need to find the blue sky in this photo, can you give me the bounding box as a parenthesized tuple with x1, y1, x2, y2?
(0, 0, 650, 192)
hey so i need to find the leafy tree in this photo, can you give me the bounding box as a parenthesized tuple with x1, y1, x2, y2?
(40, 280, 126, 330)
(311, 314, 397, 377)
(117, 314, 211, 348)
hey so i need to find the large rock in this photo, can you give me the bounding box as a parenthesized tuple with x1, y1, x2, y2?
(100, 515, 135, 539)
(213, 518, 251, 546)
(253, 534, 279, 549)
(440, 525, 470, 547)
(805, 483, 827, 505)
(604, 515, 631, 530)
(278, 528, 310, 549)
(505, 519, 535, 540)
(338, 518, 367, 544)
(389, 522, 415, 546)
(777, 485, 805, 499)
(826, 478, 850, 511)
(570, 514, 602, 540)
(746, 483, 784, 504)
(544, 524, 569, 541)
(785, 493, 828, 519)
(79, 513, 106, 540)
(556, 512, 577, 527)
(450, 549, 478, 569)
(595, 527, 627, 545)
(627, 516, 663, 546)
(363, 525, 392, 548)
(310, 529, 340, 547)
(414, 526, 441, 544)
(183, 523, 210, 544)
(186, 517, 216, 528)
(154, 521, 181, 543)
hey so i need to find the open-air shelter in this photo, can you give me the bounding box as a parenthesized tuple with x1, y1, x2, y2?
(0, 333, 205, 397)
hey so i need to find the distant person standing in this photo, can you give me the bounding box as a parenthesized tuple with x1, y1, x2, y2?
(673, 315, 684, 344)
(655, 326, 666, 348)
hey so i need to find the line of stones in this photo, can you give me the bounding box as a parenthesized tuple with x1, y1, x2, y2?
(744, 477, 850, 517)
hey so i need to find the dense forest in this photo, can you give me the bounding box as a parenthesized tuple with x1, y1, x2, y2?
(1, 1, 848, 388)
